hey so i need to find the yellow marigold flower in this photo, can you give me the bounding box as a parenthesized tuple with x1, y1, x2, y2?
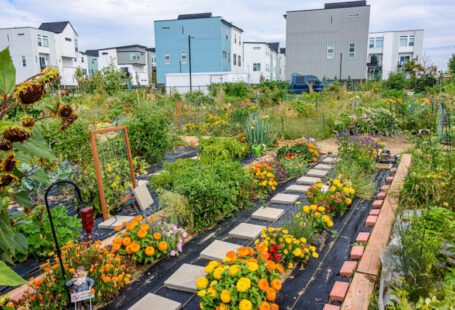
(293, 248, 303, 257)
(312, 252, 319, 258)
(318, 206, 325, 212)
(343, 187, 350, 195)
(310, 205, 318, 211)
(239, 299, 253, 310)
(327, 221, 334, 227)
(229, 265, 240, 276)
(196, 277, 208, 289)
(197, 289, 206, 297)
(303, 205, 310, 214)
(208, 287, 217, 297)
(345, 198, 352, 205)
(213, 266, 224, 280)
(247, 262, 258, 272)
(220, 289, 231, 303)
(236, 277, 251, 292)
(330, 186, 337, 192)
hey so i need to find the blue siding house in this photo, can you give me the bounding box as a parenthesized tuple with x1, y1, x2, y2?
(154, 13, 243, 84)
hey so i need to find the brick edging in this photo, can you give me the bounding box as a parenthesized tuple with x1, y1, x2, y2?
(341, 154, 412, 310)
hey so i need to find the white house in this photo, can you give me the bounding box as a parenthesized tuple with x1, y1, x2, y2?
(0, 21, 86, 86)
(243, 42, 281, 84)
(97, 45, 151, 86)
(278, 48, 286, 81)
(367, 29, 424, 80)
(230, 27, 244, 73)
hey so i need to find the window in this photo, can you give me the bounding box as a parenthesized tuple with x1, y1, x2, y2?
(162, 26, 170, 30)
(43, 35, 49, 47)
(375, 37, 383, 48)
(348, 43, 355, 58)
(348, 13, 360, 17)
(253, 46, 261, 50)
(17, 33, 24, 36)
(101, 52, 108, 55)
(75, 38, 78, 52)
(181, 52, 187, 64)
(22, 56, 26, 67)
(37, 34, 42, 46)
(400, 36, 408, 47)
(239, 37, 241, 45)
(369, 38, 374, 48)
(233, 53, 236, 65)
(81, 57, 84, 63)
(399, 55, 411, 66)
(223, 51, 227, 58)
(238, 55, 241, 66)
(65, 37, 72, 42)
(226, 32, 228, 40)
(253, 63, 261, 71)
(409, 35, 415, 47)
(129, 52, 140, 60)
(165, 52, 170, 64)
(234, 34, 236, 44)
(327, 43, 334, 59)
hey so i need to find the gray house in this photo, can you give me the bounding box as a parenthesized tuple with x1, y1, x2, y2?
(285, 1, 370, 81)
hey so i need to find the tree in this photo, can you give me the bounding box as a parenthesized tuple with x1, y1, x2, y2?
(448, 54, 455, 80)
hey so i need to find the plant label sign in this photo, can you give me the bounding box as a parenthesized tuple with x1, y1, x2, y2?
(71, 290, 94, 303)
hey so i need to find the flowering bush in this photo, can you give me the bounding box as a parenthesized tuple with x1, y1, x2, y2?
(276, 142, 319, 163)
(17, 241, 133, 309)
(306, 178, 355, 214)
(197, 246, 283, 310)
(287, 204, 334, 244)
(280, 156, 309, 178)
(249, 162, 278, 195)
(337, 135, 384, 172)
(255, 227, 319, 269)
(112, 215, 187, 264)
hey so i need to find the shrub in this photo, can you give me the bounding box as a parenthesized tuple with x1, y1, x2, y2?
(157, 189, 194, 232)
(122, 105, 176, 164)
(199, 137, 249, 163)
(383, 71, 408, 90)
(224, 82, 249, 97)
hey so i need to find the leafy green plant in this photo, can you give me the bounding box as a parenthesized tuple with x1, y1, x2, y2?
(334, 159, 375, 199)
(245, 114, 276, 147)
(157, 189, 194, 232)
(198, 136, 249, 163)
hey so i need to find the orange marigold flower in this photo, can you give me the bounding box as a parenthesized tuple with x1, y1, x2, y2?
(130, 242, 140, 253)
(271, 303, 279, 310)
(237, 247, 249, 257)
(271, 279, 282, 291)
(276, 264, 284, 274)
(153, 232, 162, 240)
(137, 229, 147, 239)
(158, 241, 168, 252)
(266, 260, 276, 272)
(260, 302, 271, 310)
(266, 287, 277, 301)
(145, 246, 155, 256)
(140, 223, 149, 231)
(133, 215, 143, 222)
(113, 237, 123, 245)
(114, 225, 123, 232)
(258, 278, 269, 291)
(226, 250, 237, 259)
(122, 237, 132, 246)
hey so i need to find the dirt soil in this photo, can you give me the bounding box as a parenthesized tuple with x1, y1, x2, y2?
(317, 135, 414, 156)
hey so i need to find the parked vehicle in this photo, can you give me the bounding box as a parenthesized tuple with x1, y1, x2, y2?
(289, 74, 324, 94)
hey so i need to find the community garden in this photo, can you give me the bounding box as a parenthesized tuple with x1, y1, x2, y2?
(0, 46, 454, 310)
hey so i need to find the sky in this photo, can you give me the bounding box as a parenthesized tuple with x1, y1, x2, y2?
(1, 0, 454, 70)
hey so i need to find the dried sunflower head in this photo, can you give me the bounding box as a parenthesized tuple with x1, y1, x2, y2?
(3, 126, 31, 142)
(1, 154, 16, 172)
(21, 116, 36, 128)
(15, 81, 45, 104)
(61, 114, 78, 131)
(0, 173, 19, 186)
(0, 140, 13, 151)
(58, 104, 73, 118)
(37, 67, 59, 84)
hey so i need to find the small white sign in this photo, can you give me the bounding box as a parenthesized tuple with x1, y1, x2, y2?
(71, 290, 94, 303)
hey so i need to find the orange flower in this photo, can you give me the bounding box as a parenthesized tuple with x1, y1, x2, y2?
(256, 242, 268, 252)
(145, 246, 155, 256)
(114, 225, 123, 232)
(226, 251, 237, 259)
(271, 279, 282, 291)
(266, 260, 276, 272)
(122, 237, 132, 246)
(140, 223, 150, 231)
(275, 264, 284, 274)
(237, 247, 249, 257)
(133, 215, 143, 222)
(153, 232, 162, 240)
(266, 287, 276, 301)
(260, 252, 270, 260)
(137, 229, 147, 239)
(260, 302, 271, 310)
(113, 237, 123, 245)
(130, 242, 140, 253)
(158, 241, 168, 252)
(258, 278, 269, 291)
(271, 303, 279, 310)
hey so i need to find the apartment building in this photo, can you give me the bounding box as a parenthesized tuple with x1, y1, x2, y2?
(285, 1, 370, 81)
(243, 42, 282, 84)
(84, 49, 99, 75)
(279, 48, 286, 81)
(0, 21, 84, 86)
(154, 12, 244, 84)
(367, 29, 424, 80)
(97, 45, 151, 86)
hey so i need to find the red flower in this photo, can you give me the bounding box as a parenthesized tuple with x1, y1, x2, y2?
(275, 254, 282, 262)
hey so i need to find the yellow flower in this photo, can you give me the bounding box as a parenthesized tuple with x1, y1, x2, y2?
(197, 289, 206, 297)
(229, 265, 240, 276)
(327, 221, 334, 227)
(345, 198, 352, 205)
(205, 261, 220, 274)
(236, 277, 251, 292)
(239, 299, 253, 310)
(288, 263, 294, 269)
(208, 287, 217, 297)
(318, 206, 325, 212)
(247, 262, 258, 272)
(310, 205, 318, 211)
(312, 252, 319, 258)
(343, 187, 350, 195)
(196, 277, 208, 289)
(293, 248, 303, 257)
(220, 289, 232, 303)
(213, 266, 224, 280)
(330, 186, 337, 192)
(303, 206, 310, 214)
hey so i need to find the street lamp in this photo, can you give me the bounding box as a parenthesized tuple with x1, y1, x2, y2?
(188, 35, 195, 92)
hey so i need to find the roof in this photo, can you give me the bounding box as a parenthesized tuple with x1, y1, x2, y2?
(84, 50, 99, 57)
(178, 13, 212, 20)
(146, 47, 156, 52)
(369, 29, 424, 34)
(39, 21, 78, 35)
(268, 42, 280, 53)
(97, 44, 147, 51)
(324, 1, 367, 9)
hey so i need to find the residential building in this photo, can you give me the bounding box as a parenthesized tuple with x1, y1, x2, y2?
(97, 45, 150, 86)
(84, 49, 99, 75)
(154, 12, 244, 85)
(285, 1, 370, 81)
(279, 48, 286, 81)
(0, 21, 84, 86)
(243, 42, 281, 84)
(146, 47, 157, 84)
(367, 29, 424, 80)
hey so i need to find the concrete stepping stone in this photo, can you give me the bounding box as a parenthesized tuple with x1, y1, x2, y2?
(228, 223, 265, 240)
(200, 240, 241, 261)
(340, 261, 358, 277)
(285, 184, 310, 193)
(163, 264, 205, 293)
(296, 176, 321, 185)
(322, 157, 338, 164)
(128, 293, 182, 310)
(314, 163, 333, 171)
(98, 215, 135, 229)
(252, 207, 284, 222)
(306, 169, 329, 178)
(330, 281, 350, 302)
(270, 193, 300, 204)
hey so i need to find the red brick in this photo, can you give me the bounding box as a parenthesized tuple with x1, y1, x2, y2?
(340, 261, 358, 277)
(381, 185, 390, 192)
(330, 281, 350, 302)
(369, 209, 381, 216)
(350, 246, 364, 260)
(365, 215, 378, 227)
(323, 304, 340, 310)
(356, 232, 370, 243)
(390, 167, 397, 173)
(385, 176, 394, 183)
(372, 200, 384, 209)
(376, 192, 386, 200)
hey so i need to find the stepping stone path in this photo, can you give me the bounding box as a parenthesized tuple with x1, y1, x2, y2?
(252, 207, 285, 222)
(199, 240, 241, 261)
(229, 223, 265, 240)
(163, 264, 206, 293)
(306, 169, 329, 178)
(129, 293, 182, 310)
(322, 157, 338, 164)
(285, 184, 310, 193)
(296, 176, 321, 185)
(313, 163, 333, 171)
(270, 193, 300, 205)
(98, 215, 135, 229)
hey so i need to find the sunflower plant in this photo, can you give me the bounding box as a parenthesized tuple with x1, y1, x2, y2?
(306, 178, 355, 214)
(111, 215, 187, 264)
(197, 246, 283, 310)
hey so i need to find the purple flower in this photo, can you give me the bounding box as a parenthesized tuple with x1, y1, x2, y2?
(182, 231, 188, 238)
(170, 250, 177, 256)
(177, 241, 183, 252)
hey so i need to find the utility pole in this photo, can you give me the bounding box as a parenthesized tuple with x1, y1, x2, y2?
(188, 35, 194, 93)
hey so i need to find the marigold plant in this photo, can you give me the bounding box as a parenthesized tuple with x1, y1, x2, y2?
(306, 178, 355, 214)
(287, 204, 334, 244)
(276, 142, 319, 163)
(249, 162, 278, 194)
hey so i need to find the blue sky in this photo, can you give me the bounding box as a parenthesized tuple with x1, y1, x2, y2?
(1, 0, 454, 70)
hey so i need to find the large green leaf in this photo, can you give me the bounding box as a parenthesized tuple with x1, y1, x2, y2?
(14, 128, 56, 160)
(28, 168, 50, 184)
(13, 191, 32, 207)
(0, 47, 16, 95)
(0, 260, 25, 287)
